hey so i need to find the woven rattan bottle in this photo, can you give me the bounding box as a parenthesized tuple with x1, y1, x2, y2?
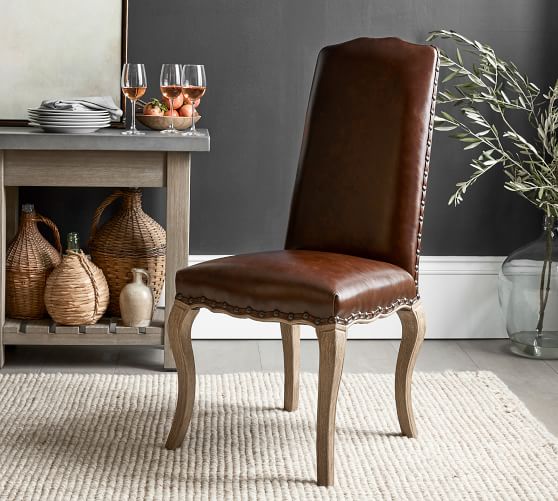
(6, 204, 62, 319)
(89, 189, 166, 316)
(44, 250, 109, 326)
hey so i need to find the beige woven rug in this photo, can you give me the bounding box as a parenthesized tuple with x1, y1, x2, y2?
(0, 372, 557, 501)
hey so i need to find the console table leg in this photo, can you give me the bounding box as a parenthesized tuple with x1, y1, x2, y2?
(0, 151, 6, 368)
(164, 152, 191, 369)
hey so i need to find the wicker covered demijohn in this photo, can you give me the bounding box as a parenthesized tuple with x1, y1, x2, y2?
(44, 250, 109, 325)
(89, 189, 166, 316)
(6, 204, 62, 319)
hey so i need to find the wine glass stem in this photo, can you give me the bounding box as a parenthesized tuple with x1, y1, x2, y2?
(131, 99, 137, 132)
(170, 101, 174, 130)
(191, 101, 196, 133)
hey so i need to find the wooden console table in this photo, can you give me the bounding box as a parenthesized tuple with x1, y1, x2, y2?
(0, 127, 210, 369)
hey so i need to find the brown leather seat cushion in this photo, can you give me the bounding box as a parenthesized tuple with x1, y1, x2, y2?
(175, 250, 416, 323)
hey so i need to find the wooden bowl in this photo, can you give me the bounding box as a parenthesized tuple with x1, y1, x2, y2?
(136, 114, 201, 131)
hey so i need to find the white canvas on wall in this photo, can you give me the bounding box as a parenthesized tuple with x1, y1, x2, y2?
(0, 0, 124, 121)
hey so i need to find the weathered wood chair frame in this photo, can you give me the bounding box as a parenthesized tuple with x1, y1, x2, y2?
(165, 299, 425, 486)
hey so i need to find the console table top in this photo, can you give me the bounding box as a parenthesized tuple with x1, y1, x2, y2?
(0, 127, 210, 152)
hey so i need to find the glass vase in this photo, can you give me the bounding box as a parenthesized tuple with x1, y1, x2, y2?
(498, 215, 558, 358)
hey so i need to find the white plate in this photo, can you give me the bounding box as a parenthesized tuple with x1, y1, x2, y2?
(29, 122, 111, 128)
(29, 115, 110, 122)
(28, 114, 111, 121)
(28, 114, 110, 121)
(29, 118, 111, 125)
(28, 109, 110, 115)
(28, 107, 109, 116)
(28, 113, 111, 121)
(29, 123, 111, 129)
(27, 109, 109, 117)
(30, 123, 111, 134)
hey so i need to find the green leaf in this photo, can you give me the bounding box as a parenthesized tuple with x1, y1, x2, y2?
(456, 47, 463, 65)
(451, 132, 468, 139)
(435, 125, 458, 131)
(439, 91, 456, 100)
(440, 111, 456, 122)
(489, 103, 500, 113)
(443, 70, 461, 83)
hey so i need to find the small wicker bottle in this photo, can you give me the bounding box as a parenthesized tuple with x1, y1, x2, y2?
(89, 189, 166, 316)
(44, 246, 109, 326)
(6, 204, 62, 319)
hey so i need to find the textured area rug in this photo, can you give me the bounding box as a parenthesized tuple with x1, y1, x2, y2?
(0, 372, 556, 501)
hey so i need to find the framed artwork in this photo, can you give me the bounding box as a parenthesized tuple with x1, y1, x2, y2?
(0, 0, 128, 125)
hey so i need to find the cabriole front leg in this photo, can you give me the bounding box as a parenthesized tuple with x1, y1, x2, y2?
(395, 301, 426, 438)
(165, 300, 199, 449)
(315, 323, 347, 486)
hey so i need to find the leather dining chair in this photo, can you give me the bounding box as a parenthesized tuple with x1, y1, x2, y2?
(164, 37, 439, 487)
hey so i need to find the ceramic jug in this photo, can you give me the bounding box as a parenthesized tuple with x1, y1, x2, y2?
(119, 268, 154, 327)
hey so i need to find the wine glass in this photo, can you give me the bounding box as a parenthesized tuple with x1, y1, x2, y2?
(181, 65, 206, 136)
(160, 64, 182, 134)
(121, 63, 147, 135)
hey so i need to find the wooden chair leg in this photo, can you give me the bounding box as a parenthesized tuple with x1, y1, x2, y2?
(280, 323, 300, 411)
(396, 301, 426, 438)
(315, 324, 347, 487)
(165, 300, 199, 450)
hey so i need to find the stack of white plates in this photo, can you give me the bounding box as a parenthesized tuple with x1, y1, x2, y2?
(28, 108, 111, 134)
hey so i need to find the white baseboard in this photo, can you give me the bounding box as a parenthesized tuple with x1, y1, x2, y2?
(161, 255, 506, 340)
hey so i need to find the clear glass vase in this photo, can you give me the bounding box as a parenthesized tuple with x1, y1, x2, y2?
(498, 215, 558, 358)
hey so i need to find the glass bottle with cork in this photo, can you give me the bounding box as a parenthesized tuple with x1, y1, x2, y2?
(66, 232, 80, 253)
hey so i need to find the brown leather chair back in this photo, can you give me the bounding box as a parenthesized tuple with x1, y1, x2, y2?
(286, 37, 439, 284)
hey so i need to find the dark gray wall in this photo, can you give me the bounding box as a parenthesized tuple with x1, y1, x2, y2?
(22, 0, 556, 255)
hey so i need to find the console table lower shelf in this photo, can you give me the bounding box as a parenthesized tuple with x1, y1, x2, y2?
(2, 307, 164, 346)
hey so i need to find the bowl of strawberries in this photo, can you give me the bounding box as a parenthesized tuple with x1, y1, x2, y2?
(136, 94, 201, 131)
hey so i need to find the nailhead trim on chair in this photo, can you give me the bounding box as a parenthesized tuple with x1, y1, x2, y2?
(175, 293, 419, 326)
(414, 47, 440, 294)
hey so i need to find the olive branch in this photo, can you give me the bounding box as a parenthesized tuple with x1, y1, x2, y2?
(427, 29, 558, 218)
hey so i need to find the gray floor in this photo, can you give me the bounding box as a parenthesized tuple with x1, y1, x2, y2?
(2, 340, 558, 436)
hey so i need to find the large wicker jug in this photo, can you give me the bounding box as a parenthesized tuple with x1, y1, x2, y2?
(6, 204, 62, 319)
(45, 251, 109, 325)
(89, 189, 166, 316)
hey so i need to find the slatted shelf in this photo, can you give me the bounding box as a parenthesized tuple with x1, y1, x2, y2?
(2, 308, 164, 346)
